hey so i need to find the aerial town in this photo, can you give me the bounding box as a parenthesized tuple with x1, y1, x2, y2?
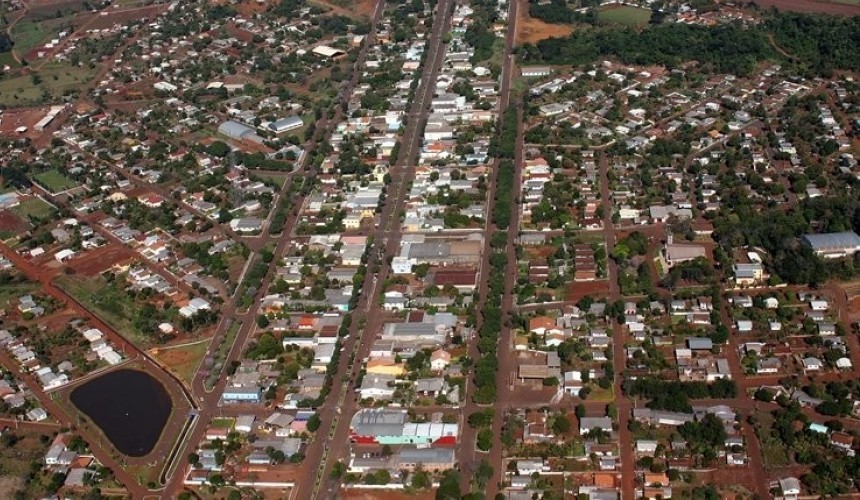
(0, 0, 858, 498)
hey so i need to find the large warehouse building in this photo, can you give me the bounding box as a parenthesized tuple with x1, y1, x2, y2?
(802, 231, 860, 258)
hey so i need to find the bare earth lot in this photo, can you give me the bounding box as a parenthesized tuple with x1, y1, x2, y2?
(515, 0, 573, 45)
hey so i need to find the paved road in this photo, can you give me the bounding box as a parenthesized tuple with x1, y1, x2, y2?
(305, 0, 457, 498)
(457, 0, 522, 493)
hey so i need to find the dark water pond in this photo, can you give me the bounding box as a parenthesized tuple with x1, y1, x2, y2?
(70, 368, 172, 457)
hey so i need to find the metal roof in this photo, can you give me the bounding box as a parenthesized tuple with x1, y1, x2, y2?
(802, 231, 860, 251)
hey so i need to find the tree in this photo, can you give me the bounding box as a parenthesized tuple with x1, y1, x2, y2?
(552, 414, 571, 435)
(187, 453, 200, 465)
(436, 471, 461, 499)
(307, 413, 321, 432)
(207, 140, 231, 158)
(411, 467, 432, 489)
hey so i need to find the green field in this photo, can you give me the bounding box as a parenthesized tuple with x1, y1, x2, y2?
(9, 21, 49, 54)
(11, 197, 56, 221)
(0, 63, 96, 106)
(596, 5, 652, 28)
(0, 51, 20, 68)
(34, 169, 78, 193)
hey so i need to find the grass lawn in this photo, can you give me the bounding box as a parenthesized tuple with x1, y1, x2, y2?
(0, 63, 96, 106)
(587, 384, 614, 402)
(0, 281, 40, 309)
(153, 340, 209, 386)
(211, 417, 235, 429)
(33, 169, 78, 193)
(11, 197, 56, 221)
(254, 172, 290, 189)
(596, 5, 652, 28)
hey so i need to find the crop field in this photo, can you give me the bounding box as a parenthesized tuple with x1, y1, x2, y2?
(33, 169, 78, 193)
(596, 5, 652, 28)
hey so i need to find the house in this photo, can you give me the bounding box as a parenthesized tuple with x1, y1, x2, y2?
(268, 116, 304, 134)
(808, 423, 829, 434)
(687, 337, 713, 351)
(733, 263, 764, 285)
(563, 371, 583, 396)
(756, 357, 781, 374)
(430, 349, 451, 372)
(830, 432, 854, 452)
(414, 377, 445, 397)
(357, 374, 396, 400)
(520, 66, 551, 78)
(222, 387, 261, 404)
(663, 240, 706, 268)
(736, 320, 753, 332)
(516, 459, 545, 475)
(229, 217, 263, 233)
(778, 477, 801, 496)
(579, 416, 613, 435)
(801, 357, 822, 371)
(635, 440, 659, 456)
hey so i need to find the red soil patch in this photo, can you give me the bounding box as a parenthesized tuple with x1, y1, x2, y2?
(355, 0, 377, 18)
(0, 211, 30, 235)
(67, 244, 133, 276)
(515, 0, 573, 45)
(0, 107, 53, 138)
(565, 279, 610, 301)
(40, 309, 79, 330)
(753, 0, 860, 15)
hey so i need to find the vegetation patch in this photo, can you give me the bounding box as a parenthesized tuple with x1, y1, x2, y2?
(153, 341, 209, 385)
(33, 169, 78, 193)
(596, 5, 652, 28)
(11, 197, 56, 223)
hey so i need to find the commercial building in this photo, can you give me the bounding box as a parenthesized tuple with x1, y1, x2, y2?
(350, 408, 458, 445)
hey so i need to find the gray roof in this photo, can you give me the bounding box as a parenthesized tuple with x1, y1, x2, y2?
(579, 416, 613, 432)
(803, 231, 860, 251)
(268, 116, 304, 132)
(351, 409, 408, 436)
(395, 446, 455, 464)
(686, 337, 713, 350)
(218, 120, 254, 139)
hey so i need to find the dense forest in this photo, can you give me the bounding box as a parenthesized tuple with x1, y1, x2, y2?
(520, 12, 860, 77)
